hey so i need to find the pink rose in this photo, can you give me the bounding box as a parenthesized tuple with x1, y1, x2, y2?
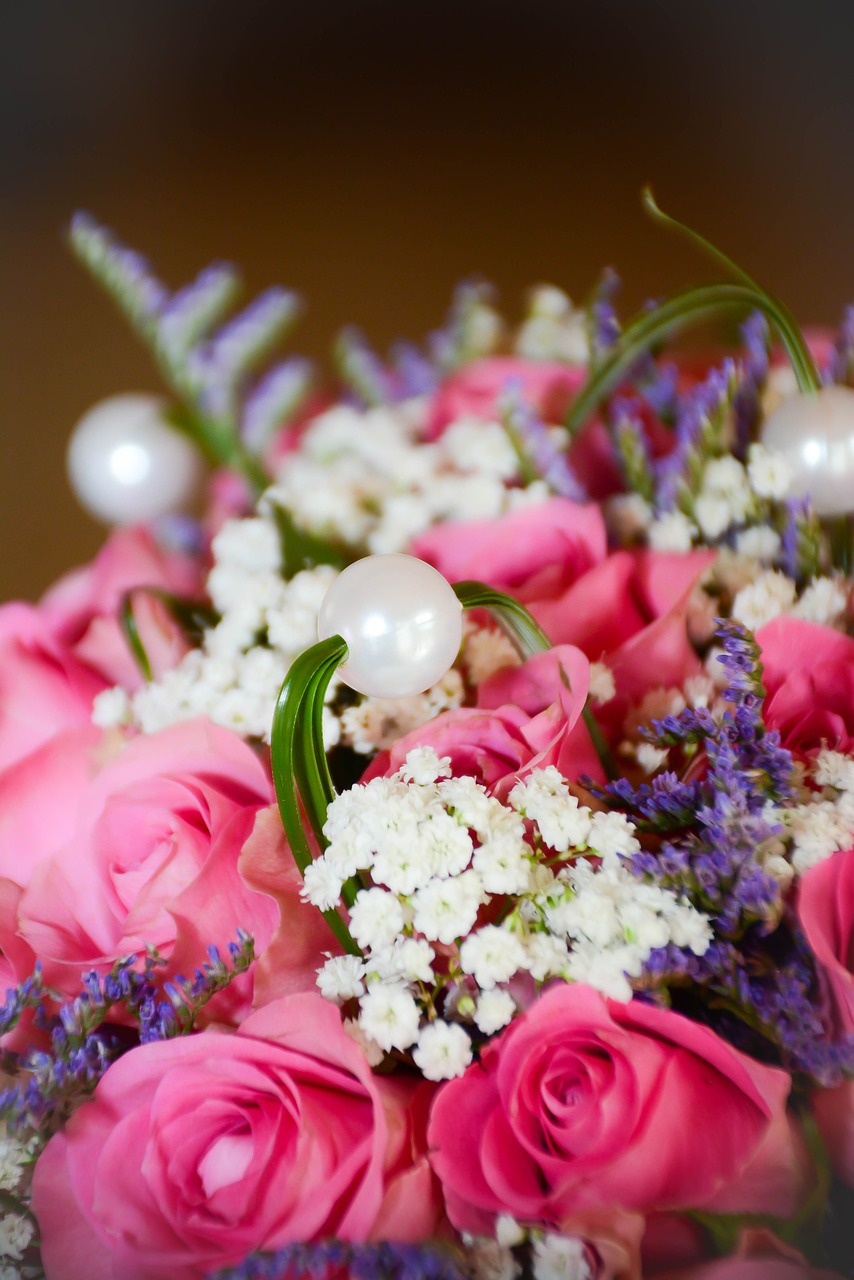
(412, 502, 713, 671)
(40, 524, 204, 689)
(238, 806, 346, 1006)
(365, 645, 602, 792)
(797, 848, 854, 1034)
(412, 497, 607, 608)
(424, 357, 585, 440)
(428, 984, 802, 1236)
(32, 994, 439, 1280)
(0, 719, 277, 1002)
(758, 618, 854, 757)
(0, 604, 106, 773)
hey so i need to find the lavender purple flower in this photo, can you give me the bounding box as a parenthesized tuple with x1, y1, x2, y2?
(210, 1240, 467, 1280)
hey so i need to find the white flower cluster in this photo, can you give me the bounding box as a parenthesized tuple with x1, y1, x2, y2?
(0, 1130, 35, 1265)
(648, 445, 795, 554)
(732, 569, 848, 632)
(784, 748, 854, 874)
(264, 400, 549, 555)
(309, 751, 712, 1077)
(464, 1218, 592, 1280)
(93, 393, 551, 748)
(94, 519, 343, 746)
(514, 286, 589, 365)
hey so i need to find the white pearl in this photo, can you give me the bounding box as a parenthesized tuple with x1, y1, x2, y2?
(317, 554, 463, 698)
(761, 385, 854, 516)
(67, 393, 204, 525)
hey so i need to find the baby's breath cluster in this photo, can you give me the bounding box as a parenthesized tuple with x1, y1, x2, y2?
(782, 747, 854, 873)
(264, 401, 548, 554)
(308, 750, 712, 1078)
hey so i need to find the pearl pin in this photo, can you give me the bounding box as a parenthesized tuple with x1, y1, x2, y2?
(761, 384, 854, 517)
(317, 554, 463, 698)
(67, 393, 204, 525)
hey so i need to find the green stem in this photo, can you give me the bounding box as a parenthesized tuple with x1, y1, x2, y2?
(119, 592, 154, 682)
(270, 637, 360, 955)
(642, 187, 821, 394)
(452, 582, 552, 657)
(568, 281, 817, 440)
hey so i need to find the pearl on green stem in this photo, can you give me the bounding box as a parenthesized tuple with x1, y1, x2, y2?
(67, 393, 203, 525)
(761, 385, 854, 517)
(317, 554, 463, 698)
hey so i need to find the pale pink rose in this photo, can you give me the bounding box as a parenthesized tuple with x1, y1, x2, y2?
(32, 994, 438, 1280)
(0, 719, 277, 1004)
(0, 604, 106, 773)
(424, 356, 585, 440)
(797, 848, 854, 1035)
(40, 523, 204, 689)
(365, 645, 602, 792)
(758, 618, 854, 757)
(428, 984, 801, 1236)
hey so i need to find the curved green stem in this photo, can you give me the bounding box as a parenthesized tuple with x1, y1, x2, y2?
(567, 281, 818, 440)
(452, 582, 552, 657)
(642, 187, 821, 394)
(270, 636, 360, 954)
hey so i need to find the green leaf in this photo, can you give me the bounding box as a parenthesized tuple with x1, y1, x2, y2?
(452, 582, 552, 657)
(271, 503, 350, 578)
(270, 636, 360, 955)
(642, 187, 821, 394)
(566, 281, 811, 439)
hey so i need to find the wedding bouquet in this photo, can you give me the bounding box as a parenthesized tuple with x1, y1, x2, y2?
(1, 193, 853, 1280)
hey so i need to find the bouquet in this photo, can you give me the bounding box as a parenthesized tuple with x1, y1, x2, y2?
(1, 191, 853, 1280)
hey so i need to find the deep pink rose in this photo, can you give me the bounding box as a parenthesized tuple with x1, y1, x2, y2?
(797, 848, 854, 1034)
(40, 524, 204, 689)
(758, 618, 854, 757)
(0, 604, 106, 773)
(412, 501, 713, 672)
(365, 645, 602, 792)
(412, 497, 607, 606)
(0, 719, 276, 1001)
(428, 984, 802, 1235)
(32, 995, 438, 1280)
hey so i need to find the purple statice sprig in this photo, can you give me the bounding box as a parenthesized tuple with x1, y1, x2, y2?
(144, 932, 256, 1041)
(0, 932, 254, 1144)
(779, 495, 826, 583)
(498, 378, 586, 499)
(69, 213, 310, 490)
(429, 278, 503, 373)
(823, 303, 854, 386)
(653, 358, 740, 516)
(210, 1240, 467, 1280)
(585, 266, 622, 367)
(731, 311, 770, 460)
(334, 327, 395, 408)
(608, 395, 656, 503)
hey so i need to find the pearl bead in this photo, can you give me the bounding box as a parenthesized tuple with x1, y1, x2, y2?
(67, 394, 204, 525)
(317, 554, 463, 698)
(761, 385, 854, 516)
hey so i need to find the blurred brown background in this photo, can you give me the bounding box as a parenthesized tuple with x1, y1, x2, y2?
(3, 0, 854, 601)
